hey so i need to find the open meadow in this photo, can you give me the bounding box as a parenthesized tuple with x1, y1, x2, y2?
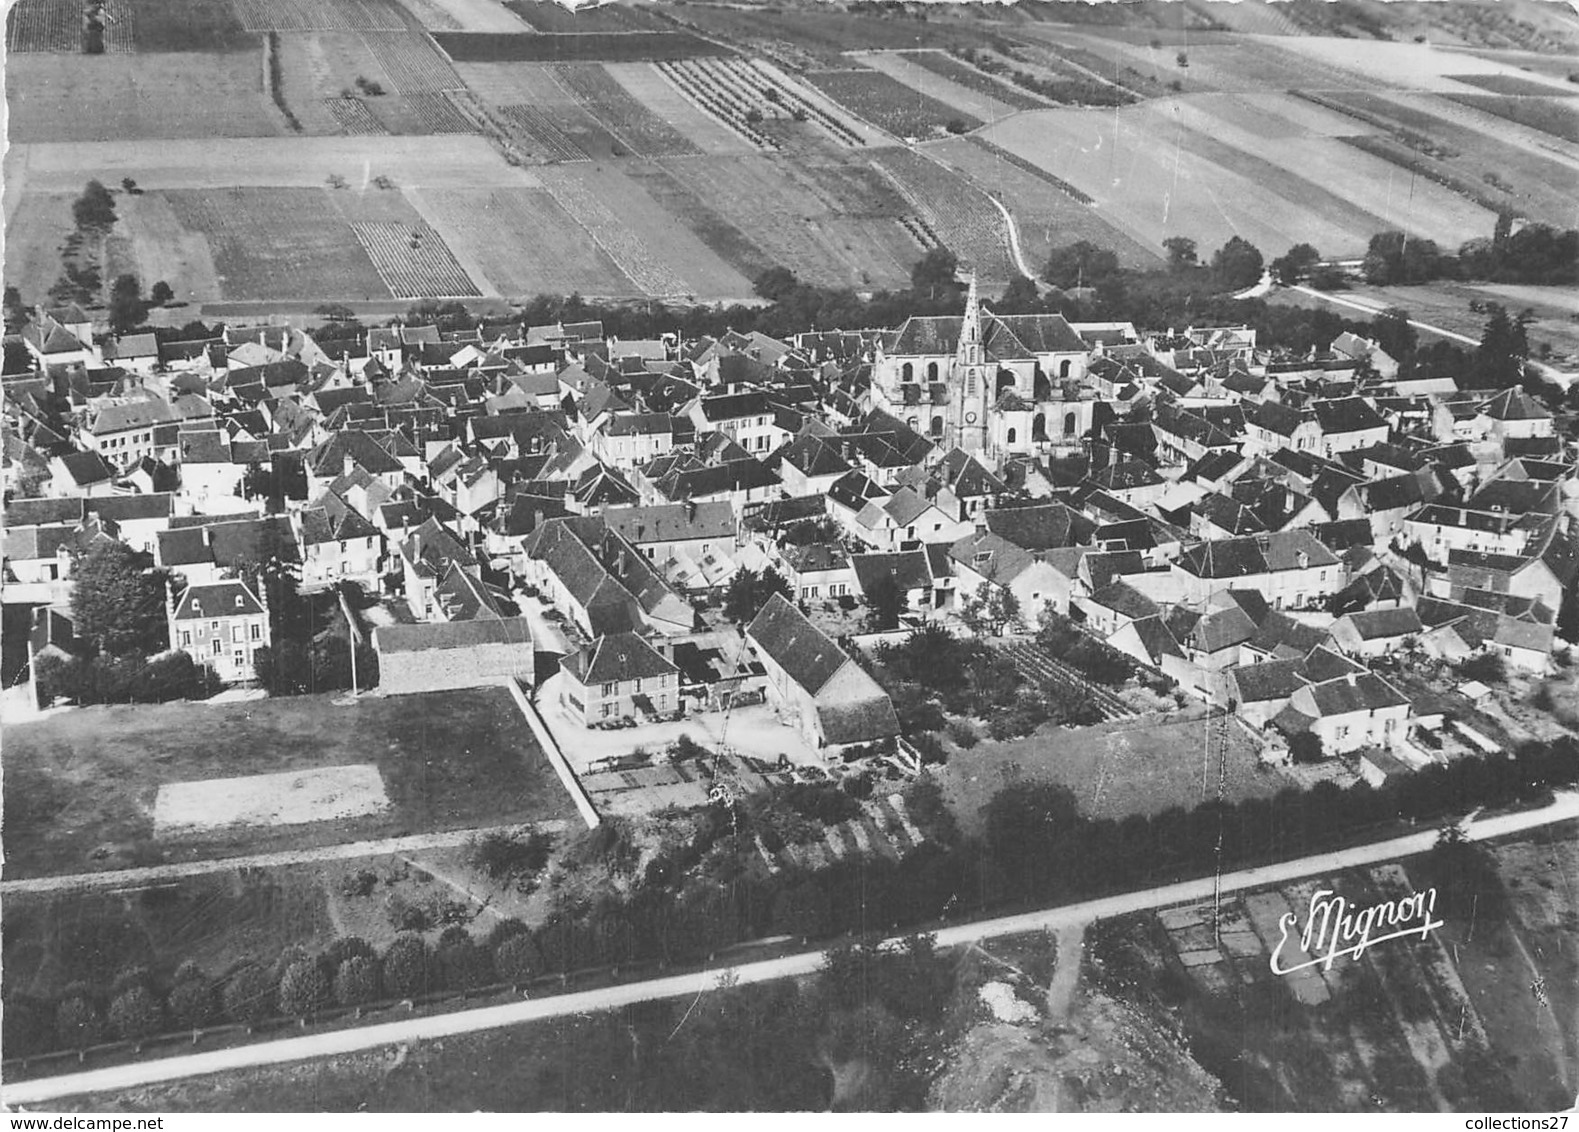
(0, 688, 573, 880)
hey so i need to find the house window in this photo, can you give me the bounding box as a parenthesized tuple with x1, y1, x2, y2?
(210, 621, 220, 632)
(927, 361, 939, 381)
(212, 639, 222, 656)
(602, 703, 614, 718)
(233, 650, 245, 669)
(232, 625, 245, 642)
(1006, 428, 1017, 445)
(602, 682, 617, 696)
(181, 631, 192, 647)
(251, 624, 261, 640)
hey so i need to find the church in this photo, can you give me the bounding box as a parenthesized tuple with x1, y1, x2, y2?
(868, 278, 1099, 465)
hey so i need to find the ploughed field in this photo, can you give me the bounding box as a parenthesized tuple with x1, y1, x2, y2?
(7, 0, 1575, 306)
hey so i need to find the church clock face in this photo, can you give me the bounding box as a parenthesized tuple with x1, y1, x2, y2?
(965, 411, 978, 424)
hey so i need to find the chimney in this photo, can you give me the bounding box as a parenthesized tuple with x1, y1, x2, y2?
(202, 527, 213, 549)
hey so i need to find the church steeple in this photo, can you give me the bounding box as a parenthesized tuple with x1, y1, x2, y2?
(959, 271, 982, 367)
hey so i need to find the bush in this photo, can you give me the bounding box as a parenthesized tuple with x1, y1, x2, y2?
(468, 830, 553, 880)
(381, 934, 431, 998)
(435, 935, 492, 991)
(493, 933, 543, 984)
(279, 960, 331, 1017)
(166, 978, 215, 1029)
(1460, 651, 1507, 685)
(946, 718, 979, 748)
(320, 936, 376, 973)
(487, 917, 531, 949)
(111, 965, 153, 998)
(107, 986, 163, 1043)
(56, 995, 105, 1049)
(1289, 732, 1326, 764)
(333, 956, 382, 1008)
(779, 782, 863, 825)
(908, 731, 946, 766)
(341, 869, 378, 898)
(223, 967, 275, 1027)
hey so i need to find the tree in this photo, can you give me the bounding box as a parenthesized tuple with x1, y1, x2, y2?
(493, 934, 543, 985)
(3, 285, 29, 333)
(55, 995, 105, 1049)
(1371, 307, 1417, 364)
(1163, 235, 1198, 272)
(166, 977, 215, 1030)
(996, 274, 1040, 312)
(381, 934, 431, 998)
(723, 566, 792, 623)
(1461, 651, 1507, 685)
(1288, 732, 1326, 765)
(753, 266, 800, 303)
(1042, 240, 1120, 290)
(109, 273, 147, 333)
(149, 280, 175, 306)
(222, 967, 275, 1029)
(1477, 303, 1530, 387)
(864, 573, 906, 631)
(107, 986, 163, 1045)
(910, 247, 960, 298)
(333, 956, 382, 1008)
(1270, 242, 1320, 286)
(1211, 235, 1264, 290)
(71, 542, 166, 656)
(72, 180, 117, 231)
(944, 117, 969, 134)
(279, 959, 331, 1018)
(771, 881, 827, 941)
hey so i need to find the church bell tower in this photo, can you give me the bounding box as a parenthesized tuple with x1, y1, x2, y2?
(954, 273, 989, 453)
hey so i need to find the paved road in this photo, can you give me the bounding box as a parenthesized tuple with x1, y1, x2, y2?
(6, 790, 1576, 1107)
(0, 820, 571, 897)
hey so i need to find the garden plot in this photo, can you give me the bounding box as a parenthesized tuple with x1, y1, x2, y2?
(361, 29, 466, 93)
(351, 221, 480, 297)
(496, 105, 591, 161)
(415, 186, 638, 297)
(325, 97, 389, 135)
(605, 61, 756, 155)
(861, 51, 1025, 123)
(154, 765, 391, 835)
(903, 50, 1049, 111)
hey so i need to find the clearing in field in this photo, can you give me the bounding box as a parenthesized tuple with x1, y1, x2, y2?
(153, 765, 391, 834)
(803, 68, 980, 141)
(163, 187, 392, 301)
(860, 51, 1026, 124)
(1273, 34, 1579, 93)
(0, 687, 574, 879)
(112, 191, 225, 306)
(413, 186, 637, 297)
(535, 162, 755, 299)
(5, 53, 285, 144)
(351, 220, 481, 298)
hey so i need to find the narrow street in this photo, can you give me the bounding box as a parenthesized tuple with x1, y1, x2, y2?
(7, 789, 1575, 1108)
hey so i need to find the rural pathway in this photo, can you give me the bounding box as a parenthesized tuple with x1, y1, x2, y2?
(0, 820, 572, 898)
(8, 790, 1576, 1107)
(985, 192, 1035, 282)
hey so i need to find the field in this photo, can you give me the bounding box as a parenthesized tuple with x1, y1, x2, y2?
(506, 0, 667, 33)
(903, 49, 1051, 111)
(602, 61, 752, 154)
(274, 32, 403, 136)
(859, 51, 1027, 123)
(1440, 93, 1579, 145)
(1, 192, 80, 303)
(162, 187, 393, 301)
(230, 0, 409, 32)
(1447, 72, 1579, 97)
(658, 154, 917, 291)
(5, 54, 285, 143)
(554, 63, 703, 157)
(413, 187, 637, 297)
(351, 220, 481, 298)
(803, 68, 981, 141)
(927, 137, 1161, 270)
(534, 163, 752, 299)
(433, 30, 723, 63)
(869, 147, 1014, 282)
(0, 688, 573, 880)
(937, 712, 1285, 836)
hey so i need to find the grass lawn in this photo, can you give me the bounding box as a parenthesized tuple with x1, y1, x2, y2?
(939, 711, 1291, 836)
(1, 688, 574, 879)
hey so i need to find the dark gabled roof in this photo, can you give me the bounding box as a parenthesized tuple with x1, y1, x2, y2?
(87, 493, 174, 522)
(1478, 388, 1551, 422)
(1231, 657, 1312, 703)
(983, 502, 1094, 552)
(172, 580, 264, 620)
(1249, 400, 1311, 438)
(375, 618, 533, 654)
(746, 592, 849, 695)
(850, 549, 932, 594)
(1312, 396, 1386, 435)
(1342, 607, 1424, 640)
(55, 449, 117, 485)
(1087, 579, 1159, 620)
(816, 698, 901, 745)
(562, 630, 678, 686)
(602, 501, 735, 545)
(6, 497, 85, 527)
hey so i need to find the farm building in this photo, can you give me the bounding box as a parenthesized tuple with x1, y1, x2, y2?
(372, 618, 535, 696)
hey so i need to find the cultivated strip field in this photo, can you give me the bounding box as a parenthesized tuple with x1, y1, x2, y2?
(163, 187, 393, 301)
(1447, 72, 1579, 96)
(603, 61, 752, 155)
(230, 0, 409, 32)
(803, 67, 979, 140)
(1440, 94, 1579, 146)
(414, 187, 637, 297)
(870, 147, 1014, 282)
(860, 50, 1026, 123)
(496, 105, 591, 161)
(113, 192, 225, 305)
(554, 63, 703, 157)
(351, 221, 480, 298)
(6, 54, 285, 143)
(902, 50, 1050, 112)
(324, 97, 389, 135)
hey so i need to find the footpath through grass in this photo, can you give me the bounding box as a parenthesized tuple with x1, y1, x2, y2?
(1, 688, 574, 880)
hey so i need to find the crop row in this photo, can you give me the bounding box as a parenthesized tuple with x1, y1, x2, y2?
(902, 50, 1048, 112)
(405, 91, 477, 134)
(898, 215, 942, 252)
(537, 172, 689, 296)
(657, 58, 781, 150)
(324, 97, 388, 135)
(1293, 89, 1461, 160)
(1338, 134, 1512, 215)
(362, 30, 466, 95)
(872, 149, 1011, 279)
(498, 104, 590, 162)
(7, 0, 82, 52)
(232, 0, 406, 32)
(803, 68, 978, 141)
(351, 222, 480, 298)
(553, 63, 702, 158)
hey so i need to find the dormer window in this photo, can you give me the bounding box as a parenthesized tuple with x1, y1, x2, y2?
(235, 595, 245, 609)
(192, 601, 202, 616)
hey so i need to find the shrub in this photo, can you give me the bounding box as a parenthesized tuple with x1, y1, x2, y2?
(468, 830, 553, 880)
(56, 995, 105, 1049)
(1460, 651, 1506, 685)
(779, 782, 863, 825)
(223, 967, 275, 1027)
(946, 718, 980, 748)
(341, 869, 378, 898)
(487, 917, 531, 950)
(1289, 732, 1326, 764)
(382, 934, 431, 998)
(320, 936, 376, 973)
(908, 731, 946, 766)
(493, 933, 543, 984)
(166, 978, 215, 1029)
(111, 965, 153, 998)
(333, 956, 382, 1008)
(107, 986, 163, 1043)
(279, 960, 331, 1018)
(435, 935, 492, 991)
